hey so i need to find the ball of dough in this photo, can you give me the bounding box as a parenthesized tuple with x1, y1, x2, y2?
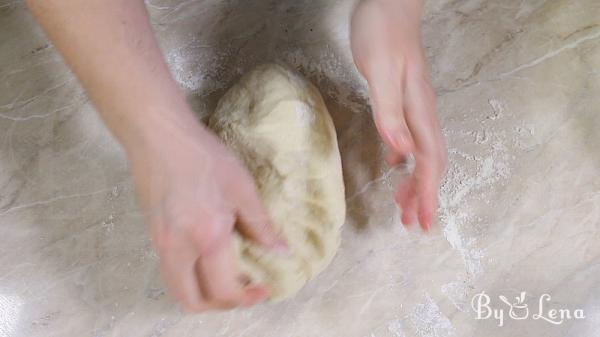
(208, 64, 346, 301)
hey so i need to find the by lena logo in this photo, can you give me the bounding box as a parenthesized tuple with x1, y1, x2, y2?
(471, 291, 585, 327)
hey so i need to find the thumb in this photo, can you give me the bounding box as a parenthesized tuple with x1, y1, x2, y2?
(235, 183, 290, 255)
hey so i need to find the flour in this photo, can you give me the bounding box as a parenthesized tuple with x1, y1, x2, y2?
(165, 47, 205, 91)
(101, 213, 115, 233)
(436, 97, 537, 321)
(0, 293, 22, 337)
(362, 316, 406, 337)
(440, 281, 469, 312)
(409, 293, 456, 337)
(295, 102, 315, 126)
(364, 294, 457, 337)
(165, 42, 236, 94)
(387, 319, 406, 337)
(487, 98, 504, 120)
(283, 45, 368, 113)
(439, 98, 519, 283)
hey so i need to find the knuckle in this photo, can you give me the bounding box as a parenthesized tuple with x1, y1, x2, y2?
(189, 225, 216, 251)
(197, 212, 234, 253)
(165, 208, 232, 246)
(204, 212, 233, 236)
(170, 210, 198, 232)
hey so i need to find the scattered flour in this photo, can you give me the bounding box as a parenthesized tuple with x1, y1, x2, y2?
(438, 97, 536, 318)
(409, 293, 456, 337)
(440, 281, 470, 312)
(101, 213, 115, 233)
(387, 319, 406, 337)
(295, 102, 316, 126)
(487, 98, 504, 120)
(166, 47, 205, 91)
(362, 316, 407, 337)
(283, 45, 368, 112)
(165, 43, 235, 94)
(439, 97, 518, 282)
(0, 293, 23, 337)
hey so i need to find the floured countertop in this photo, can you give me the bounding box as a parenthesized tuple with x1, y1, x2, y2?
(1, 0, 599, 336)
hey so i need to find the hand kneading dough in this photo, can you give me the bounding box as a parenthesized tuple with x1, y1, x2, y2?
(208, 64, 345, 301)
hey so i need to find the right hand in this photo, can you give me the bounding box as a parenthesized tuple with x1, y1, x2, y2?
(25, 0, 287, 311)
(127, 113, 288, 311)
(351, 0, 447, 231)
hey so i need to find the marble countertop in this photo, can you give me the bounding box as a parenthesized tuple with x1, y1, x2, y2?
(1, 0, 599, 336)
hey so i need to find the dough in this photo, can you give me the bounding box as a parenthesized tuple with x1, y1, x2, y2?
(208, 64, 346, 301)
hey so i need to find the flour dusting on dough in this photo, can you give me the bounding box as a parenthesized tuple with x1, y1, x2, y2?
(295, 102, 316, 126)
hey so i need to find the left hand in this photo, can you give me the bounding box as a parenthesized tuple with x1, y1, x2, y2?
(351, 0, 447, 231)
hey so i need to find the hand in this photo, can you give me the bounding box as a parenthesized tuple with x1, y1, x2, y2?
(128, 113, 288, 311)
(26, 0, 288, 311)
(351, 0, 447, 231)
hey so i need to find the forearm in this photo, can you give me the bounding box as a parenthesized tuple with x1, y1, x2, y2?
(25, 0, 196, 153)
(352, 0, 425, 77)
(379, 0, 423, 14)
(356, 0, 423, 35)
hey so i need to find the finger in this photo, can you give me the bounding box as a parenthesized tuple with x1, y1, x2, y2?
(195, 233, 245, 308)
(402, 197, 418, 226)
(196, 232, 269, 309)
(403, 74, 443, 160)
(159, 237, 206, 312)
(395, 177, 418, 226)
(415, 159, 440, 232)
(237, 275, 270, 306)
(234, 181, 289, 255)
(242, 285, 270, 307)
(404, 76, 445, 231)
(367, 56, 414, 156)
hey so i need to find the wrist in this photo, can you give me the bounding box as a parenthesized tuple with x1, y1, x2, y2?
(114, 100, 204, 159)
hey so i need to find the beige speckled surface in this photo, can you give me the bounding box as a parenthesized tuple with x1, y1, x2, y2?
(1, 0, 599, 336)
